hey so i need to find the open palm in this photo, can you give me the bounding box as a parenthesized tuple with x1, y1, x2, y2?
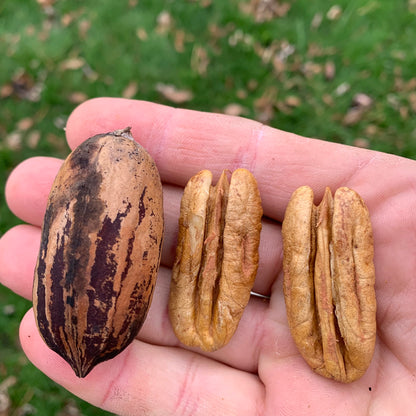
(1, 98, 415, 415)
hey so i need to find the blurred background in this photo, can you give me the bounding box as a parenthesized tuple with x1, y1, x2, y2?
(1, 0, 415, 414)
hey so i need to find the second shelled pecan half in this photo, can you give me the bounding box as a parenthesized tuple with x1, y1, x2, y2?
(282, 186, 377, 383)
(169, 169, 263, 351)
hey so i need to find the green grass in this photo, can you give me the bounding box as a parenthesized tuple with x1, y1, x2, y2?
(1, 0, 416, 414)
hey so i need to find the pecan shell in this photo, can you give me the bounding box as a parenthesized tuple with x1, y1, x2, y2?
(33, 128, 164, 378)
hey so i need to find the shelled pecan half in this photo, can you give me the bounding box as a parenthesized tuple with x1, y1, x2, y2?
(169, 169, 263, 351)
(282, 186, 376, 383)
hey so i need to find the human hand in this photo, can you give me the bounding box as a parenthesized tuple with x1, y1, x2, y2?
(1, 98, 415, 415)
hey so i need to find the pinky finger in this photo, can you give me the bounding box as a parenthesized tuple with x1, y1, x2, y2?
(20, 309, 265, 416)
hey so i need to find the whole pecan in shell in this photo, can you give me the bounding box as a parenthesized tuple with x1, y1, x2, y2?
(33, 128, 164, 377)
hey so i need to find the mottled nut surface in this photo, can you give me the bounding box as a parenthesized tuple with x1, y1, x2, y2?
(282, 186, 376, 383)
(33, 128, 164, 378)
(169, 169, 263, 351)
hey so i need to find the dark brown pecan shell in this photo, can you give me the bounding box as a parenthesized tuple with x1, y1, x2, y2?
(33, 128, 164, 377)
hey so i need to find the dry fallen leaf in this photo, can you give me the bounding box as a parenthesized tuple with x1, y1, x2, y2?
(78, 19, 91, 40)
(335, 82, 350, 96)
(0, 83, 14, 98)
(27, 130, 41, 149)
(136, 28, 148, 40)
(174, 29, 186, 52)
(241, 0, 291, 22)
(353, 138, 370, 148)
(353, 93, 373, 108)
(59, 57, 85, 71)
(343, 94, 372, 126)
(6, 131, 23, 151)
(156, 83, 193, 103)
(302, 61, 322, 78)
(325, 60, 336, 80)
(191, 45, 209, 76)
(327, 5, 342, 20)
(285, 95, 301, 107)
(311, 12, 323, 29)
(17, 117, 34, 131)
(122, 81, 139, 99)
(254, 86, 278, 123)
(37, 0, 56, 6)
(409, 92, 416, 113)
(68, 91, 88, 104)
(156, 10, 173, 34)
(343, 108, 364, 125)
(11, 69, 43, 101)
(223, 103, 249, 116)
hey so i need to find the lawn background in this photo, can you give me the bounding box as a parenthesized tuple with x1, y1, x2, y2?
(1, 0, 415, 414)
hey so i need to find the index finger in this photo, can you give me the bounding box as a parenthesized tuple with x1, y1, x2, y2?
(65, 98, 403, 220)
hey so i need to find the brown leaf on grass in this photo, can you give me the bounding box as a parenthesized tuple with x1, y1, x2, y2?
(241, 0, 291, 22)
(343, 93, 373, 125)
(254, 86, 278, 123)
(302, 61, 322, 78)
(156, 83, 193, 103)
(36, 0, 56, 6)
(17, 117, 34, 131)
(57, 400, 83, 416)
(136, 28, 148, 40)
(191, 45, 209, 76)
(325, 60, 336, 80)
(327, 5, 342, 20)
(409, 92, 416, 113)
(0, 83, 13, 98)
(156, 11, 173, 34)
(61, 13, 73, 26)
(311, 12, 323, 29)
(78, 19, 91, 40)
(353, 93, 373, 108)
(68, 91, 88, 104)
(223, 103, 249, 116)
(175, 30, 185, 52)
(11, 69, 43, 102)
(353, 138, 370, 148)
(343, 108, 364, 125)
(59, 57, 85, 71)
(5, 132, 23, 151)
(122, 81, 139, 99)
(0, 391, 11, 415)
(409, 0, 416, 14)
(27, 130, 41, 149)
(285, 95, 301, 107)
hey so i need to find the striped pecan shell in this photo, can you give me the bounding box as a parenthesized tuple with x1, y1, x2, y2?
(169, 169, 263, 351)
(33, 128, 164, 378)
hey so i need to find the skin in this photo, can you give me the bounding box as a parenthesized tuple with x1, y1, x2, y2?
(1, 97, 416, 415)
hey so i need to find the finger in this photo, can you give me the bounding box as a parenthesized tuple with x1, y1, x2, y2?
(0, 224, 40, 299)
(65, 98, 400, 220)
(20, 309, 265, 416)
(4, 157, 282, 295)
(5, 157, 63, 225)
